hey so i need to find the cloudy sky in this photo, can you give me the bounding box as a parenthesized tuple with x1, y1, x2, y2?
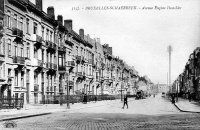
(42, 0, 200, 84)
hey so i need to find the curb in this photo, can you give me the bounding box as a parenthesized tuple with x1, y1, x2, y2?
(0, 100, 121, 122)
(0, 112, 52, 122)
(174, 103, 200, 114)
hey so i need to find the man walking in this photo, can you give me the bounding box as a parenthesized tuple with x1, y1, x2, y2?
(122, 94, 128, 109)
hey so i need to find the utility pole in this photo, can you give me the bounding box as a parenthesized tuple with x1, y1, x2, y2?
(167, 45, 172, 93)
(167, 72, 168, 93)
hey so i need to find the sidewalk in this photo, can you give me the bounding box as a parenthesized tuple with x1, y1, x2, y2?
(174, 98, 200, 113)
(0, 100, 118, 121)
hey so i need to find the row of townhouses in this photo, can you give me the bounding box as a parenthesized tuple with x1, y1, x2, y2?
(172, 47, 200, 100)
(0, 0, 140, 104)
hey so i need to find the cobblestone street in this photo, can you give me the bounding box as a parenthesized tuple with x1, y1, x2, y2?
(1, 95, 200, 130)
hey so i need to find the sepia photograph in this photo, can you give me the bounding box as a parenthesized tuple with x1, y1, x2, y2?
(0, 0, 200, 129)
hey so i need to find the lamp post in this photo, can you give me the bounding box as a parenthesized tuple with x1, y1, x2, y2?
(167, 45, 173, 93)
(65, 72, 70, 109)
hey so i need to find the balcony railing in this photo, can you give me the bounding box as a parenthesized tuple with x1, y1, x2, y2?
(58, 65, 66, 71)
(37, 60, 43, 67)
(46, 62, 52, 69)
(68, 81, 74, 86)
(13, 56, 25, 65)
(53, 64, 57, 70)
(46, 87, 49, 92)
(65, 40, 74, 46)
(66, 61, 75, 67)
(75, 56, 81, 63)
(50, 86, 53, 92)
(81, 56, 85, 64)
(32, 34, 42, 48)
(0, 52, 5, 62)
(12, 27, 23, 40)
(88, 59, 93, 64)
(58, 46, 66, 53)
(46, 40, 56, 52)
(76, 72, 85, 77)
(34, 84, 39, 92)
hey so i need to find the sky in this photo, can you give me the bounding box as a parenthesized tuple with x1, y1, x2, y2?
(42, 0, 200, 84)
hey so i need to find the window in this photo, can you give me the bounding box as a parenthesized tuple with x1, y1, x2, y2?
(21, 71, 24, 87)
(8, 39, 11, 56)
(13, 14, 17, 28)
(6, 11, 11, 27)
(54, 55, 56, 64)
(0, 39, 5, 55)
(27, 43, 30, 58)
(20, 47, 23, 57)
(81, 48, 83, 56)
(14, 45, 17, 57)
(42, 26, 44, 40)
(34, 48, 37, 58)
(18, 17, 23, 31)
(50, 31, 52, 42)
(59, 54, 64, 67)
(76, 46, 78, 56)
(33, 22, 37, 34)
(26, 18, 29, 34)
(42, 49, 44, 61)
(34, 72, 38, 84)
(15, 70, 18, 86)
(26, 69, 30, 83)
(46, 29, 49, 41)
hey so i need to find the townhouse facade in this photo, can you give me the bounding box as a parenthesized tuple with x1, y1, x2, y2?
(0, 0, 152, 105)
(172, 47, 200, 100)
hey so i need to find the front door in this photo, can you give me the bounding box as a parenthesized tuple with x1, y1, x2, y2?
(34, 93, 38, 104)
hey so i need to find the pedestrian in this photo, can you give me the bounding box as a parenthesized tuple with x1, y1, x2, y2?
(122, 94, 128, 109)
(94, 96, 97, 103)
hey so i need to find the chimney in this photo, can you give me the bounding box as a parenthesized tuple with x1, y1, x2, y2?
(47, 6, 55, 20)
(79, 29, 84, 39)
(96, 38, 100, 44)
(36, 0, 43, 11)
(57, 15, 63, 25)
(64, 20, 72, 31)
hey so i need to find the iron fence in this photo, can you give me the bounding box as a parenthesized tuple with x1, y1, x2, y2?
(0, 96, 24, 109)
(41, 95, 121, 104)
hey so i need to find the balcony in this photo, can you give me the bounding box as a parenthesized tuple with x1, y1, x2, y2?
(13, 56, 25, 65)
(0, 24, 3, 38)
(65, 39, 74, 46)
(46, 40, 56, 52)
(0, 76, 6, 82)
(75, 56, 81, 64)
(58, 65, 66, 73)
(46, 62, 57, 74)
(101, 63, 105, 70)
(32, 34, 42, 48)
(37, 60, 43, 67)
(12, 27, 23, 41)
(92, 64, 96, 69)
(59, 88, 63, 93)
(58, 46, 66, 53)
(76, 72, 86, 79)
(66, 61, 75, 67)
(46, 87, 49, 92)
(81, 56, 85, 64)
(68, 81, 74, 86)
(34, 84, 39, 92)
(0, 52, 5, 62)
(88, 59, 93, 64)
(53, 64, 57, 70)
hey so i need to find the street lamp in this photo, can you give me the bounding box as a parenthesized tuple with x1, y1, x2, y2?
(167, 45, 173, 93)
(65, 72, 70, 109)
